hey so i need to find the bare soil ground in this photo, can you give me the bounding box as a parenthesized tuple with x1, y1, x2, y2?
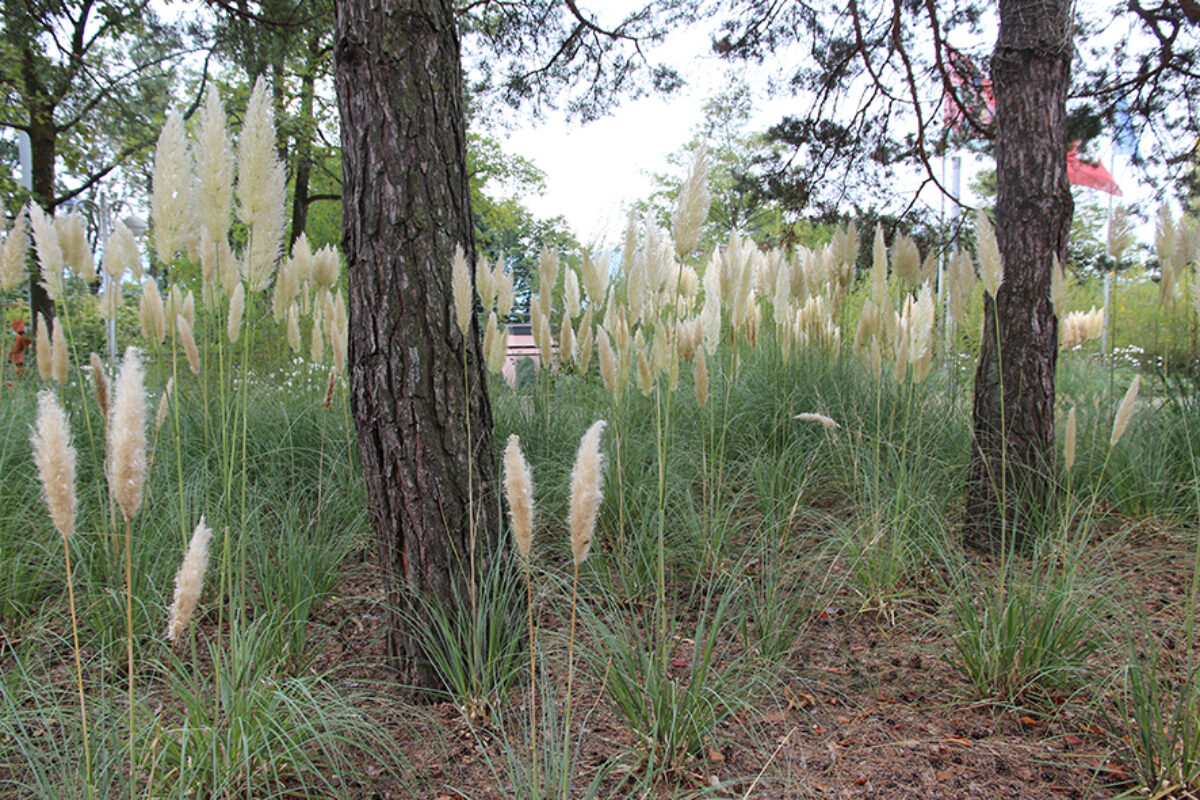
(310, 523, 1195, 800)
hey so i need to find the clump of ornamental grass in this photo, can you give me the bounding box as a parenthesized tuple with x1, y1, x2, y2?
(29, 389, 91, 787)
(1061, 307, 1105, 350)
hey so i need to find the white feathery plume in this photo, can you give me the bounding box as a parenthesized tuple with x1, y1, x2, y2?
(151, 112, 194, 264)
(228, 281, 246, 343)
(482, 311, 498, 371)
(1110, 375, 1140, 448)
(452, 244, 472, 336)
(948, 249, 976, 324)
(568, 420, 607, 567)
(98, 280, 122, 321)
(287, 303, 301, 352)
(581, 251, 608, 308)
(139, 279, 166, 344)
(891, 233, 921, 287)
(1, 207, 29, 290)
(192, 85, 235, 245)
(672, 141, 711, 260)
(577, 310, 594, 375)
(177, 314, 201, 375)
(475, 255, 496, 311)
(494, 261, 515, 317)
(564, 267, 581, 319)
(36, 314, 52, 382)
(167, 517, 214, 644)
(870, 223, 888, 305)
(156, 377, 174, 432)
(598, 325, 617, 396)
(503, 435, 535, 562)
(1050, 254, 1067, 319)
(51, 320, 69, 385)
(236, 77, 286, 291)
(29, 205, 64, 301)
(31, 389, 77, 539)
(108, 347, 147, 519)
(311, 244, 340, 291)
(795, 412, 840, 430)
(103, 220, 140, 281)
(976, 210, 1003, 297)
(57, 213, 95, 281)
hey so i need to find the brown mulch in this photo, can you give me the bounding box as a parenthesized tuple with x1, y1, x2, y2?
(301, 524, 1197, 800)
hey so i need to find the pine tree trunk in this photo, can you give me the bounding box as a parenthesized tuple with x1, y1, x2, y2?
(964, 0, 1073, 552)
(333, 0, 499, 691)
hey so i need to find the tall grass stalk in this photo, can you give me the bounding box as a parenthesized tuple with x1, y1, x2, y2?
(563, 419, 606, 800)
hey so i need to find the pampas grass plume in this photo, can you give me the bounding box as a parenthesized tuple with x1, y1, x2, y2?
(568, 421, 607, 567)
(31, 390, 76, 538)
(870, 223, 887, 304)
(167, 517, 214, 643)
(177, 314, 201, 375)
(564, 267, 581, 319)
(1064, 406, 1077, 471)
(891, 233, 921, 287)
(1110, 375, 1139, 448)
(795, 412, 839, 430)
(140, 279, 165, 344)
(103, 219, 141, 281)
(57, 212, 95, 281)
(108, 347, 148, 520)
(237, 77, 287, 291)
(503, 435, 535, 561)
(29, 205, 64, 301)
(151, 112, 193, 264)
(90, 353, 109, 418)
(598, 325, 617, 395)
(156, 377, 174, 432)
(1050, 254, 1067, 318)
(287, 303, 301, 352)
(475, 255, 496, 310)
(228, 281, 245, 343)
(51, 320, 68, 385)
(976, 210, 1003, 297)
(36, 314, 52, 382)
(672, 141, 711, 260)
(323, 365, 337, 411)
(192, 85, 234, 244)
(494, 261, 515, 317)
(1, 206, 29, 290)
(452, 244, 472, 336)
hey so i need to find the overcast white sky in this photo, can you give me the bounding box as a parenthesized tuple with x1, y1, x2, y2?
(490, 7, 1155, 250)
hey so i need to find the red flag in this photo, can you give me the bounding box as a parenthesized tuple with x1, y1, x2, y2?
(1066, 142, 1121, 196)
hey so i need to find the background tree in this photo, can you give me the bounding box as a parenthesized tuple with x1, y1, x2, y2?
(0, 0, 190, 324)
(713, 0, 1196, 548)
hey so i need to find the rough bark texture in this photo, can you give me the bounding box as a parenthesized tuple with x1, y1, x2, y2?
(333, 0, 499, 690)
(964, 0, 1073, 552)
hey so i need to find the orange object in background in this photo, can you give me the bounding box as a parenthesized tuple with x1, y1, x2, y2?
(8, 319, 32, 375)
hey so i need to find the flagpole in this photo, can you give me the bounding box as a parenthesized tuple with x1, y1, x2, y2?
(1101, 146, 1116, 357)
